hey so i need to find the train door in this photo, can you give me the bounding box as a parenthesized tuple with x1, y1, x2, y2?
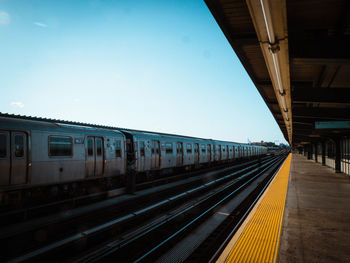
(176, 142, 183, 166)
(213, 145, 216, 161)
(139, 141, 146, 171)
(207, 144, 211, 162)
(151, 140, 160, 169)
(218, 145, 222, 161)
(11, 132, 28, 184)
(86, 136, 104, 177)
(227, 145, 230, 159)
(0, 131, 10, 185)
(194, 143, 199, 164)
(0, 131, 28, 185)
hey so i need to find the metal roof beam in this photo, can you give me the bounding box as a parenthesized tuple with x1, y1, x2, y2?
(293, 88, 350, 104)
(313, 65, 340, 88)
(293, 107, 350, 120)
(290, 37, 350, 63)
(292, 58, 350, 66)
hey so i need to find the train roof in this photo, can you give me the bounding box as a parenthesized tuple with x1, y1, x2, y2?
(0, 112, 266, 147)
(0, 114, 123, 136)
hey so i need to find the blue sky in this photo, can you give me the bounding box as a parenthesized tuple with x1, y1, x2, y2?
(0, 0, 287, 144)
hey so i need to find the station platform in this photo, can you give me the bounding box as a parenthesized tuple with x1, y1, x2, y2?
(217, 154, 350, 263)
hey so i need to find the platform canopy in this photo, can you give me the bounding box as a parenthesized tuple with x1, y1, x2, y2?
(205, 0, 350, 146)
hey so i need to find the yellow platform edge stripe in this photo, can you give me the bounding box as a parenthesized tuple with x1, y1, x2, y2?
(217, 153, 292, 263)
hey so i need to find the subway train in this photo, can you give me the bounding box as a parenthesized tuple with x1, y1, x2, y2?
(0, 114, 267, 200)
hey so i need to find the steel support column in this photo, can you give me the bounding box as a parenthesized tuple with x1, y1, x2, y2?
(322, 141, 326, 166)
(335, 138, 341, 173)
(307, 144, 312, 160)
(314, 143, 318, 162)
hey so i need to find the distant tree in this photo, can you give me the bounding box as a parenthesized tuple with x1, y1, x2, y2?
(266, 142, 277, 147)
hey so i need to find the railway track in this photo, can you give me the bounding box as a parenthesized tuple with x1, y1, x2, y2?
(1, 155, 285, 262)
(75, 154, 286, 263)
(0, 157, 257, 226)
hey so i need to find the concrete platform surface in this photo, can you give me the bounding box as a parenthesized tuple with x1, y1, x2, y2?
(278, 154, 350, 263)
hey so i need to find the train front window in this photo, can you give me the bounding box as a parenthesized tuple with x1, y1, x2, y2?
(0, 134, 6, 158)
(15, 135, 24, 157)
(49, 136, 72, 156)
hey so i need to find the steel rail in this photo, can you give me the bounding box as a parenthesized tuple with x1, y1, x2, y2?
(4, 157, 274, 263)
(133, 156, 284, 263)
(72, 156, 282, 263)
(0, 157, 264, 226)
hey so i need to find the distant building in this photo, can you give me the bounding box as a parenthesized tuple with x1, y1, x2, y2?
(251, 141, 268, 147)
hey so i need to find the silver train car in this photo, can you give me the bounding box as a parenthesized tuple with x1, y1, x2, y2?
(125, 130, 266, 173)
(0, 115, 267, 200)
(0, 117, 126, 190)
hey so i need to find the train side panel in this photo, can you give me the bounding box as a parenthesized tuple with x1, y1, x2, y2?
(30, 130, 85, 185)
(104, 134, 126, 178)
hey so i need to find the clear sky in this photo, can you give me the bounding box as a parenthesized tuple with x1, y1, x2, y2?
(0, 0, 288, 145)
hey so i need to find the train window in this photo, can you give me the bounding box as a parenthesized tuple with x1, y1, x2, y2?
(14, 135, 24, 157)
(186, 143, 192, 154)
(0, 134, 6, 158)
(230, 147, 233, 152)
(152, 141, 159, 154)
(115, 140, 121, 157)
(201, 145, 206, 153)
(87, 138, 93, 156)
(165, 143, 173, 154)
(207, 144, 211, 152)
(223, 147, 225, 152)
(194, 144, 199, 153)
(96, 139, 102, 156)
(140, 142, 145, 156)
(176, 143, 183, 154)
(49, 136, 72, 156)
